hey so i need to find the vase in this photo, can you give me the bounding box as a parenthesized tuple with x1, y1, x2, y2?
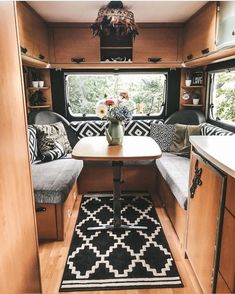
(105, 121, 124, 145)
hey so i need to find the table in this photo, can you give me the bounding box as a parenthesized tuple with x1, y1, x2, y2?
(72, 136, 162, 230)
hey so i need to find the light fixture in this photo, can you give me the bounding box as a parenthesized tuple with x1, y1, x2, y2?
(91, 1, 138, 39)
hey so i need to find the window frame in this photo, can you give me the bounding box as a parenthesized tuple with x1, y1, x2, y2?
(207, 66, 235, 132)
(64, 69, 168, 120)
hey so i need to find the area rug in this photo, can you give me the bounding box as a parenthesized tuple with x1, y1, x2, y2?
(60, 193, 183, 292)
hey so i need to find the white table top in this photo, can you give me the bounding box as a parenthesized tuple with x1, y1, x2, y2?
(72, 136, 162, 161)
(190, 136, 235, 178)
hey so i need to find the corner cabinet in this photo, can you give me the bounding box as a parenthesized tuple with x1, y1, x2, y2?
(186, 150, 225, 293)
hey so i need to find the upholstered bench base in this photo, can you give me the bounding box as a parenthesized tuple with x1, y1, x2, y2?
(35, 182, 78, 241)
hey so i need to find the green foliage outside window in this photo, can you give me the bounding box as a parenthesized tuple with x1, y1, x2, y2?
(212, 71, 235, 124)
(66, 73, 166, 116)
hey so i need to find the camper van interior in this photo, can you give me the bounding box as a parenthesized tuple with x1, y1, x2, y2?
(1, 1, 235, 293)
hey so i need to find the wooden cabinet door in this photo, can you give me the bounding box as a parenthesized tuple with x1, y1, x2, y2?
(218, 208, 235, 292)
(0, 2, 41, 293)
(183, 2, 217, 61)
(51, 27, 100, 63)
(186, 151, 225, 293)
(16, 1, 34, 56)
(33, 16, 49, 62)
(133, 27, 182, 62)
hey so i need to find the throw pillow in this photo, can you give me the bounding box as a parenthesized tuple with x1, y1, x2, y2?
(27, 125, 38, 163)
(34, 122, 72, 154)
(41, 142, 65, 162)
(169, 124, 201, 158)
(150, 123, 175, 151)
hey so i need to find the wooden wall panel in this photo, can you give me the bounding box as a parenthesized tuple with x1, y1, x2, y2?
(0, 2, 41, 293)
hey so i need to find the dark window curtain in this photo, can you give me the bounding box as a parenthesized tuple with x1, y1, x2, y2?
(50, 68, 181, 121)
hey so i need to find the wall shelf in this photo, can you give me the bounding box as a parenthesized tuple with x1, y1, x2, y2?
(181, 104, 203, 107)
(28, 104, 51, 109)
(28, 87, 49, 91)
(182, 85, 204, 89)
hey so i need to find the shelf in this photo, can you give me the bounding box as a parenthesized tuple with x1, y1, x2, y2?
(181, 104, 203, 107)
(28, 87, 49, 91)
(182, 86, 204, 89)
(100, 47, 132, 50)
(28, 104, 51, 109)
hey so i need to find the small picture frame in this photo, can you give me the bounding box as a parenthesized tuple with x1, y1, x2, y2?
(192, 71, 204, 86)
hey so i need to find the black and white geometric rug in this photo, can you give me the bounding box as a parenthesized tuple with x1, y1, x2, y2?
(60, 193, 183, 292)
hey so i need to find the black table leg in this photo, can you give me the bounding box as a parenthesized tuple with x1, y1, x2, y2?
(87, 161, 147, 231)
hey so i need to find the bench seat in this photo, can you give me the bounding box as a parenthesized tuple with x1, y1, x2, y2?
(155, 152, 190, 210)
(32, 157, 83, 204)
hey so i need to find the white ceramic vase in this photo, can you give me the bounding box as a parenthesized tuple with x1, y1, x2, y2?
(185, 80, 192, 87)
(32, 81, 39, 88)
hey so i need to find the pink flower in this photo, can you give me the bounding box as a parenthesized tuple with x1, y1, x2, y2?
(105, 99, 115, 106)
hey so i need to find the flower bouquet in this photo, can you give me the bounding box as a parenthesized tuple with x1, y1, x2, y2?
(96, 98, 133, 145)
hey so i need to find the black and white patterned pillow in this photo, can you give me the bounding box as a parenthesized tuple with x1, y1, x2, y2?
(200, 123, 235, 136)
(41, 142, 65, 162)
(70, 120, 108, 139)
(28, 125, 38, 163)
(34, 122, 72, 154)
(124, 120, 163, 136)
(150, 123, 175, 151)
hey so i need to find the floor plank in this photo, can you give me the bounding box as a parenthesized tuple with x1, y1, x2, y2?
(39, 194, 202, 294)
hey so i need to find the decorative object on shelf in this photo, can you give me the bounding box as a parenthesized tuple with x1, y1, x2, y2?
(96, 98, 133, 145)
(71, 57, 85, 63)
(148, 57, 162, 63)
(192, 71, 204, 85)
(192, 92, 200, 105)
(38, 81, 44, 87)
(185, 70, 193, 86)
(30, 69, 44, 88)
(91, 1, 138, 39)
(182, 92, 190, 101)
(187, 54, 193, 60)
(29, 90, 46, 106)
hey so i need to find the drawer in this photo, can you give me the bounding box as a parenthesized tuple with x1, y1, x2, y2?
(35, 204, 57, 240)
(63, 182, 78, 236)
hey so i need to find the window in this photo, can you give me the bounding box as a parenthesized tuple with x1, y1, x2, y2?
(65, 72, 166, 117)
(209, 69, 235, 126)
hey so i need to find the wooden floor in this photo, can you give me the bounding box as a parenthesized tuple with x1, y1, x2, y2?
(39, 194, 202, 294)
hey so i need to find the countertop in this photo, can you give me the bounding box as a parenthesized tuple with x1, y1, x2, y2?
(190, 136, 235, 178)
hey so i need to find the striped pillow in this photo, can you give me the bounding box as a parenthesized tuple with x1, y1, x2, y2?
(41, 142, 65, 162)
(28, 125, 38, 163)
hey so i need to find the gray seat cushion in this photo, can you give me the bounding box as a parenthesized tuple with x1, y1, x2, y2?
(155, 152, 190, 209)
(32, 157, 83, 204)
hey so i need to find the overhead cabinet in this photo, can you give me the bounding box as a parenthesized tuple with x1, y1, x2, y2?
(133, 27, 182, 62)
(16, 2, 49, 62)
(216, 1, 235, 49)
(49, 27, 100, 63)
(183, 2, 217, 61)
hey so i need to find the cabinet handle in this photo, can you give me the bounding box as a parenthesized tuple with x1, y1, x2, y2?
(187, 54, 193, 60)
(36, 207, 47, 213)
(201, 48, 209, 55)
(20, 46, 27, 54)
(190, 159, 203, 198)
(39, 54, 45, 60)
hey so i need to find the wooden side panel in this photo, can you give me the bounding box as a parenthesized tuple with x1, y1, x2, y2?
(51, 27, 100, 62)
(36, 204, 58, 240)
(156, 170, 187, 247)
(219, 208, 235, 292)
(226, 176, 235, 216)
(183, 2, 217, 60)
(216, 272, 231, 293)
(186, 152, 224, 293)
(133, 27, 181, 62)
(33, 16, 49, 61)
(16, 1, 34, 55)
(0, 2, 41, 293)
